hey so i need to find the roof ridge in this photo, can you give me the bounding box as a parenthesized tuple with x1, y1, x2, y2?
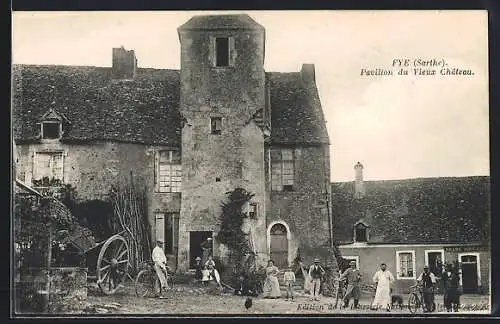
(331, 175, 490, 184)
(13, 63, 179, 72)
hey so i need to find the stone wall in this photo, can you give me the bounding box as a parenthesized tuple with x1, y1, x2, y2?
(177, 27, 267, 271)
(16, 267, 87, 314)
(268, 145, 332, 266)
(16, 141, 182, 253)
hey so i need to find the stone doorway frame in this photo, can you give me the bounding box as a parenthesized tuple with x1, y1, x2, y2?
(266, 221, 291, 267)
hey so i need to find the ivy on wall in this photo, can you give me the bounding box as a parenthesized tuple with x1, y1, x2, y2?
(215, 188, 256, 283)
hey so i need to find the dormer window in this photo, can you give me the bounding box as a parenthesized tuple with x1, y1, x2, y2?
(354, 221, 368, 242)
(42, 121, 62, 139)
(39, 109, 70, 140)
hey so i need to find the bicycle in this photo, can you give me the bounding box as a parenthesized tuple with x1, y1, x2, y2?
(408, 284, 436, 314)
(135, 261, 175, 298)
(333, 278, 348, 309)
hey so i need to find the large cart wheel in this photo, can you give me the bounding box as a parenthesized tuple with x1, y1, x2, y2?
(96, 234, 129, 295)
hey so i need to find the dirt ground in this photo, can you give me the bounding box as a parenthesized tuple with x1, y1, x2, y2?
(78, 282, 491, 315)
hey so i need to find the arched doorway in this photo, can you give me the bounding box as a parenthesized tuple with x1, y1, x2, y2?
(269, 223, 288, 268)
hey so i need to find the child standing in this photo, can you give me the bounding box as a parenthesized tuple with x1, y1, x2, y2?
(283, 268, 296, 301)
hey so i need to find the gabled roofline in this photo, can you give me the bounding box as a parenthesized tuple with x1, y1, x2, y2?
(41, 108, 72, 125)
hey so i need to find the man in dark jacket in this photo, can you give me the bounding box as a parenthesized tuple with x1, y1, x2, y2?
(442, 263, 461, 312)
(200, 237, 213, 264)
(417, 265, 436, 312)
(308, 258, 325, 301)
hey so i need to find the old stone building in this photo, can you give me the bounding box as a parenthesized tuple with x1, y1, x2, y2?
(12, 14, 332, 272)
(332, 163, 491, 294)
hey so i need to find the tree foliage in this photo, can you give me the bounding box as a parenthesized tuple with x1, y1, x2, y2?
(216, 188, 257, 284)
(14, 186, 80, 271)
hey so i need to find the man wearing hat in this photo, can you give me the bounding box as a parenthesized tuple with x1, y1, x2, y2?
(417, 265, 437, 312)
(200, 237, 213, 264)
(340, 260, 362, 309)
(152, 240, 169, 298)
(308, 258, 326, 301)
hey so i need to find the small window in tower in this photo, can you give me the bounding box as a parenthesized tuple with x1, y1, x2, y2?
(215, 37, 229, 67)
(211, 117, 222, 135)
(248, 203, 257, 218)
(42, 122, 61, 139)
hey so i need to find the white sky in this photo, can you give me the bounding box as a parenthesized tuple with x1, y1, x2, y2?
(12, 10, 490, 182)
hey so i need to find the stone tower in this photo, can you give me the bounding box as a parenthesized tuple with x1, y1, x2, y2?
(354, 161, 365, 198)
(176, 14, 268, 271)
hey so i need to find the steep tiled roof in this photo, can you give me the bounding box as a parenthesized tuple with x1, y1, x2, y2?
(331, 176, 490, 245)
(178, 14, 264, 31)
(12, 65, 182, 146)
(12, 65, 329, 146)
(267, 72, 330, 145)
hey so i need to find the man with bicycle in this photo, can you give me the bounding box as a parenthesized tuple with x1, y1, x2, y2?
(340, 260, 362, 309)
(417, 265, 436, 312)
(152, 240, 169, 298)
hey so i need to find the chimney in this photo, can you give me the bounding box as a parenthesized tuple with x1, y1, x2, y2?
(354, 161, 365, 198)
(301, 63, 316, 84)
(112, 46, 137, 79)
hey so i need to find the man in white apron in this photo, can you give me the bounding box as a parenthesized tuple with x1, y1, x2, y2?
(372, 263, 394, 311)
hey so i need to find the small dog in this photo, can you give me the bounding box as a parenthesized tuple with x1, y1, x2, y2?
(391, 295, 404, 309)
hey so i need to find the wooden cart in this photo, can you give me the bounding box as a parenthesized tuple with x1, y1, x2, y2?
(62, 227, 131, 295)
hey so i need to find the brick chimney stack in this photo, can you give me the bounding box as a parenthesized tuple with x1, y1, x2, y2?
(112, 46, 137, 79)
(301, 63, 316, 84)
(354, 161, 365, 198)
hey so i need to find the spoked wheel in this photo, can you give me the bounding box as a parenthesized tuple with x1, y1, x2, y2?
(408, 293, 420, 314)
(135, 269, 160, 298)
(167, 273, 175, 291)
(96, 234, 129, 295)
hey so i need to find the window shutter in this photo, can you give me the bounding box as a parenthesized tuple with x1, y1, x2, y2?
(229, 36, 236, 66)
(32, 152, 37, 181)
(155, 213, 165, 243)
(173, 213, 180, 254)
(209, 36, 216, 67)
(154, 150, 159, 191)
(60, 152, 65, 182)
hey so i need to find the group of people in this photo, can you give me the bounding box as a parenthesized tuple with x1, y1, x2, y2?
(152, 238, 223, 299)
(152, 239, 462, 313)
(339, 261, 461, 313)
(194, 254, 223, 288)
(262, 258, 326, 301)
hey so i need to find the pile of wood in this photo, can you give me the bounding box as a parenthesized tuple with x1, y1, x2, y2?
(108, 172, 151, 274)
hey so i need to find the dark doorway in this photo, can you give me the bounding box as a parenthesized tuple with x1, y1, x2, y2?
(461, 255, 479, 293)
(427, 252, 443, 278)
(189, 231, 212, 268)
(270, 223, 288, 269)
